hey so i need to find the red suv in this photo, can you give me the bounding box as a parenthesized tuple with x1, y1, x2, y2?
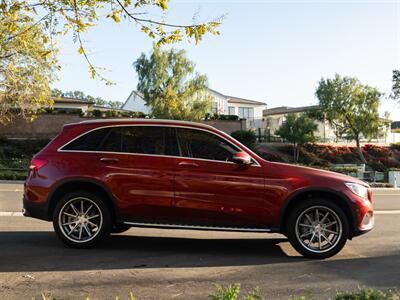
(23, 119, 373, 258)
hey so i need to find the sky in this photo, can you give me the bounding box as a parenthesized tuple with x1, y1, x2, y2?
(54, 0, 400, 119)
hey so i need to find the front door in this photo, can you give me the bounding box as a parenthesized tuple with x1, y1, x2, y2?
(172, 127, 268, 228)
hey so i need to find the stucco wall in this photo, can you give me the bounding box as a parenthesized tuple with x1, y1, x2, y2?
(0, 115, 247, 139)
(0, 114, 86, 139)
(202, 119, 247, 134)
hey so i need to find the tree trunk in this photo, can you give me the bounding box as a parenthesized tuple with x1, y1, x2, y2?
(356, 138, 367, 164)
(294, 143, 299, 163)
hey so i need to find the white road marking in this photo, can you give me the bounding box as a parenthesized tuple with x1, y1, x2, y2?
(374, 210, 400, 215)
(0, 189, 23, 192)
(0, 212, 23, 216)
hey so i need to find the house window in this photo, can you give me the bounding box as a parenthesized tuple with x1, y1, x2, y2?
(228, 106, 235, 115)
(212, 102, 218, 114)
(238, 107, 254, 121)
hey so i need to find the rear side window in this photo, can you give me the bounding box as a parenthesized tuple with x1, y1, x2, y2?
(121, 126, 166, 155)
(61, 125, 178, 156)
(62, 128, 111, 151)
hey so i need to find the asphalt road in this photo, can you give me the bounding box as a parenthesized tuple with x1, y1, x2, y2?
(0, 182, 399, 300)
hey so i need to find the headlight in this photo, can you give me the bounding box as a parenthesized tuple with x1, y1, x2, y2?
(345, 183, 368, 199)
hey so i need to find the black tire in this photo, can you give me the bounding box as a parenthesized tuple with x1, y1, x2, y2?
(286, 198, 349, 259)
(111, 224, 131, 234)
(52, 190, 111, 248)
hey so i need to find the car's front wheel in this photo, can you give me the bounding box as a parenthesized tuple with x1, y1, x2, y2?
(53, 191, 111, 248)
(287, 199, 349, 259)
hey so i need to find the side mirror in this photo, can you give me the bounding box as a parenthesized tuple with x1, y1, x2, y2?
(232, 151, 252, 166)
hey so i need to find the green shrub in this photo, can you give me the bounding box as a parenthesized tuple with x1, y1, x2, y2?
(335, 287, 399, 300)
(231, 130, 257, 149)
(0, 170, 27, 180)
(390, 142, 400, 151)
(209, 284, 262, 300)
(205, 113, 239, 121)
(92, 109, 102, 117)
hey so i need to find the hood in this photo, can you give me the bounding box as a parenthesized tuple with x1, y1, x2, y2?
(268, 162, 369, 187)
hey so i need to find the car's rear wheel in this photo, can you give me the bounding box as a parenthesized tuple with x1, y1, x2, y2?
(287, 199, 349, 259)
(53, 191, 111, 248)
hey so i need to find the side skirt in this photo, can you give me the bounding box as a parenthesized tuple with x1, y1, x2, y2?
(122, 221, 279, 233)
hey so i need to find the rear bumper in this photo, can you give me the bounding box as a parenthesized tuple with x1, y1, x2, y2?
(23, 196, 51, 221)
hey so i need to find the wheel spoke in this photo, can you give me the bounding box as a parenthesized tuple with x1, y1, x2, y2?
(87, 214, 99, 220)
(80, 200, 84, 214)
(78, 224, 83, 240)
(70, 203, 80, 216)
(318, 233, 322, 250)
(84, 204, 93, 216)
(300, 230, 313, 238)
(87, 220, 99, 229)
(62, 220, 77, 226)
(321, 232, 332, 245)
(308, 232, 316, 245)
(68, 222, 79, 235)
(320, 212, 330, 223)
(324, 228, 339, 235)
(305, 214, 314, 224)
(83, 223, 92, 237)
(325, 221, 337, 227)
(299, 223, 313, 228)
(63, 212, 77, 218)
(315, 209, 319, 223)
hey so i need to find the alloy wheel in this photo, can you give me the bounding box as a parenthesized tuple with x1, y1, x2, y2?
(295, 205, 343, 254)
(58, 197, 103, 243)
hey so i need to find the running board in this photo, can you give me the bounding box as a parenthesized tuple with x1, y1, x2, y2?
(122, 221, 274, 232)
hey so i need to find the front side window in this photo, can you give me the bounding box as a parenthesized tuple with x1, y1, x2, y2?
(176, 128, 239, 162)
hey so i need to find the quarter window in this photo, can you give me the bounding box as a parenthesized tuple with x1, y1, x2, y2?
(176, 128, 239, 162)
(62, 128, 111, 151)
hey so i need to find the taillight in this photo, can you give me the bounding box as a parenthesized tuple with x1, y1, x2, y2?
(29, 158, 48, 171)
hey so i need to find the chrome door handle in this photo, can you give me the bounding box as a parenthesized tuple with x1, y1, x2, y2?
(100, 157, 119, 163)
(178, 161, 199, 168)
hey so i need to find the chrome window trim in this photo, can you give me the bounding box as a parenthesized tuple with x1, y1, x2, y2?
(57, 124, 261, 167)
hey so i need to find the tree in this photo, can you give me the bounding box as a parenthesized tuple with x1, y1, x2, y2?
(0, 1, 222, 123)
(315, 74, 384, 164)
(275, 113, 317, 163)
(2, 0, 222, 83)
(231, 130, 257, 149)
(51, 89, 122, 108)
(134, 46, 212, 120)
(0, 9, 57, 123)
(391, 70, 400, 100)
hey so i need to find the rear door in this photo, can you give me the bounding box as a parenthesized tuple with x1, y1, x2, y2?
(98, 125, 177, 223)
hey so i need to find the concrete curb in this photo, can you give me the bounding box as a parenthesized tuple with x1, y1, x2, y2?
(0, 180, 25, 184)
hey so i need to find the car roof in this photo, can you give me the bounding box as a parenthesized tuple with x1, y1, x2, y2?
(75, 118, 216, 131)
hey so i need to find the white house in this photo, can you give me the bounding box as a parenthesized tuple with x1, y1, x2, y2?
(122, 88, 267, 132)
(264, 105, 394, 144)
(122, 90, 151, 114)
